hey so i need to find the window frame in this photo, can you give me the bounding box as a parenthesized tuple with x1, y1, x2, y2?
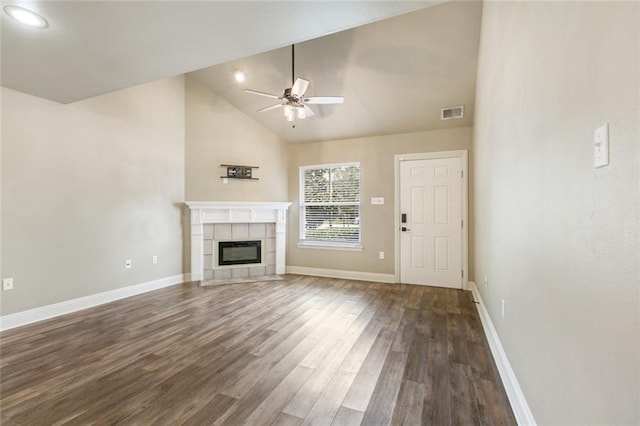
(298, 162, 362, 250)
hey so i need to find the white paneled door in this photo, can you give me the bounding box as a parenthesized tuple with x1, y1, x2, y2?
(400, 156, 463, 288)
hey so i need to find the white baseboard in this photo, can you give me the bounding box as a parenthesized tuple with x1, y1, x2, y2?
(0, 274, 187, 331)
(469, 281, 537, 426)
(285, 266, 395, 283)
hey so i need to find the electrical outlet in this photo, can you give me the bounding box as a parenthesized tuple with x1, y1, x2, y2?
(125, 259, 132, 270)
(3, 278, 14, 291)
(379, 251, 385, 260)
(501, 299, 506, 318)
(152, 255, 158, 264)
(484, 276, 488, 288)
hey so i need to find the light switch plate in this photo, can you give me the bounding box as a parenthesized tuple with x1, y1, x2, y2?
(594, 123, 609, 168)
(371, 197, 384, 205)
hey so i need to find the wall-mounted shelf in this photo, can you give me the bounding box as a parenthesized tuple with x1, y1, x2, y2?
(220, 164, 259, 180)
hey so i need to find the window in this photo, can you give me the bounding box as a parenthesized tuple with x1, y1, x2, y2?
(299, 163, 361, 248)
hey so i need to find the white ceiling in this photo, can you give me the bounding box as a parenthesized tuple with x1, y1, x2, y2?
(1, 1, 437, 103)
(1, 1, 482, 144)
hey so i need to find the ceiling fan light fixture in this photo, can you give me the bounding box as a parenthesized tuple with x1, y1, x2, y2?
(297, 107, 306, 120)
(286, 110, 295, 122)
(3, 5, 48, 28)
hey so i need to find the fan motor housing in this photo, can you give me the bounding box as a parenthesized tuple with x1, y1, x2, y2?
(283, 87, 298, 102)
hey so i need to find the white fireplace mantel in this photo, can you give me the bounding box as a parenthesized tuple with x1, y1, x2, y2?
(185, 201, 292, 281)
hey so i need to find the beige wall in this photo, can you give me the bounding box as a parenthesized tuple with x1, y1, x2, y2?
(185, 76, 288, 202)
(1, 77, 186, 315)
(473, 2, 639, 423)
(0, 90, 4, 312)
(287, 127, 473, 276)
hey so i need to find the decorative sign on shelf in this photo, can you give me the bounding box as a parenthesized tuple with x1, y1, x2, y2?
(220, 164, 259, 180)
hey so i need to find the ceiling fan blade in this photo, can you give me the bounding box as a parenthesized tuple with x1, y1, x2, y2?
(303, 105, 315, 117)
(291, 78, 309, 97)
(257, 103, 284, 113)
(244, 89, 281, 99)
(303, 96, 344, 104)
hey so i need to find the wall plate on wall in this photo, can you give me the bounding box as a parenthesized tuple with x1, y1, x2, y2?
(594, 123, 609, 168)
(3, 278, 14, 291)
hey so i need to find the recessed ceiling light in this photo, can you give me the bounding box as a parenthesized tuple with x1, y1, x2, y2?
(4, 5, 48, 28)
(234, 70, 246, 83)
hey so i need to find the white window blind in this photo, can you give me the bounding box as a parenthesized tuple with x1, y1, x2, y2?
(299, 163, 361, 247)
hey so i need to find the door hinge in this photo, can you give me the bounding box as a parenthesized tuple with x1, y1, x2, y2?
(461, 220, 464, 228)
(461, 170, 464, 178)
(461, 269, 464, 278)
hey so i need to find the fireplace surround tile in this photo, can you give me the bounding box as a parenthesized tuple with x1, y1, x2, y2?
(250, 223, 266, 239)
(231, 223, 249, 240)
(250, 266, 266, 277)
(266, 223, 276, 238)
(203, 224, 214, 240)
(266, 252, 276, 267)
(232, 267, 249, 279)
(203, 240, 213, 255)
(214, 269, 232, 280)
(214, 223, 231, 240)
(203, 255, 213, 270)
(266, 237, 275, 253)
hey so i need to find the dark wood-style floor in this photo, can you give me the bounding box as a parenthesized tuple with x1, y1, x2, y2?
(0, 275, 515, 425)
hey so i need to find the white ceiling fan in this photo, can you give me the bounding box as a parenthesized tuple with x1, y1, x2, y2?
(244, 44, 344, 122)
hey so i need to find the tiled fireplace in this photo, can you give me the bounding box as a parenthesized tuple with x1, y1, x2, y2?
(203, 223, 274, 280)
(185, 202, 292, 283)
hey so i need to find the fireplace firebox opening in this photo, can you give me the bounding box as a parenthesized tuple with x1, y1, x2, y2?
(218, 240, 262, 266)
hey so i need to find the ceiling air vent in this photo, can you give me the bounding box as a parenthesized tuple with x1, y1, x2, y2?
(441, 105, 464, 120)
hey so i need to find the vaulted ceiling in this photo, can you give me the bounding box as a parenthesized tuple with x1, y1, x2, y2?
(189, 1, 482, 143)
(1, 1, 482, 144)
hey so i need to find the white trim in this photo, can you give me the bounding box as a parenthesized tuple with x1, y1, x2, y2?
(0, 274, 186, 331)
(299, 161, 360, 171)
(297, 243, 363, 252)
(184, 201, 292, 211)
(470, 282, 537, 426)
(394, 150, 469, 289)
(286, 266, 395, 283)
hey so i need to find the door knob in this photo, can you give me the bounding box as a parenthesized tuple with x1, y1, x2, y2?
(401, 227, 411, 232)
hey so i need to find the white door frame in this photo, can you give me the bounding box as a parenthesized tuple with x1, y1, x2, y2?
(394, 150, 469, 289)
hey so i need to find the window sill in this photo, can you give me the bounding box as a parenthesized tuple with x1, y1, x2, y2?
(297, 242, 363, 252)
